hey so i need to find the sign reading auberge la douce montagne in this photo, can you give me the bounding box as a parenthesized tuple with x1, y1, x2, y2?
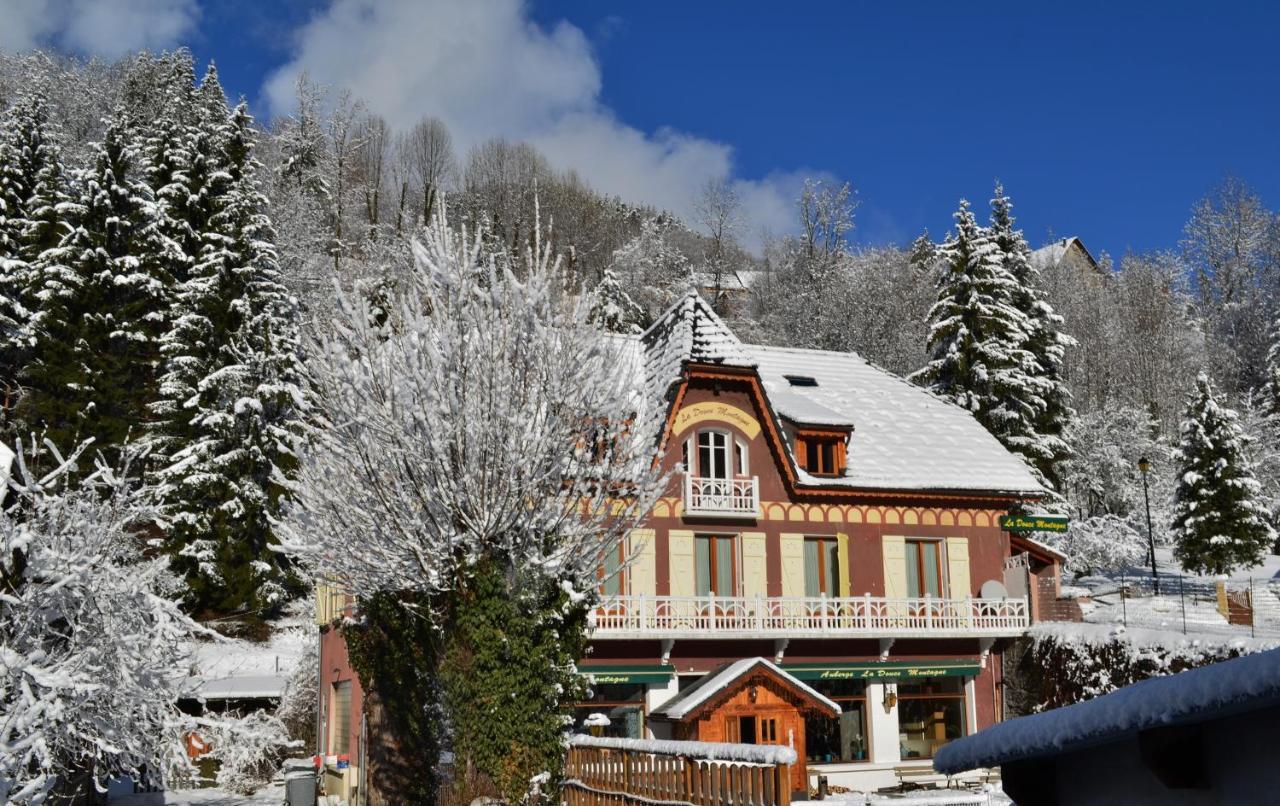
(999, 514, 1070, 533)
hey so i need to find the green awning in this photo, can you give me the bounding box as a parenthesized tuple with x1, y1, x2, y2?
(580, 665, 674, 684)
(782, 660, 979, 681)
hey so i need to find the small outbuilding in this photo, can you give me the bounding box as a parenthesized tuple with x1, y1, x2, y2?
(651, 657, 840, 794)
(933, 647, 1280, 805)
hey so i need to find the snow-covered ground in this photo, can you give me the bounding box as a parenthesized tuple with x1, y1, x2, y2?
(1067, 547, 1280, 639)
(113, 784, 284, 805)
(794, 788, 1011, 805)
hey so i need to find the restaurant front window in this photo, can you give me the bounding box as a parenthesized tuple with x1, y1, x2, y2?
(897, 677, 967, 759)
(804, 679, 868, 763)
(573, 683, 645, 739)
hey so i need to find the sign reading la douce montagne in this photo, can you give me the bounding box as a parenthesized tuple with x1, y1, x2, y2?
(999, 514, 1070, 533)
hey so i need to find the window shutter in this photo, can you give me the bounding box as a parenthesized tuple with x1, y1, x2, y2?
(780, 533, 806, 597)
(740, 532, 767, 597)
(668, 530, 696, 597)
(945, 536, 971, 598)
(796, 438, 808, 470)
(882, 535, 907, 599)
(836, 533, 851, 597)
(628, 529, 656, 596)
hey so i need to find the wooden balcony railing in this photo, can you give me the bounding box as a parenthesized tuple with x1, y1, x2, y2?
(684, 473, 760, 517)
(563, 735, 794, 806)
(590, 593, 1029, 639)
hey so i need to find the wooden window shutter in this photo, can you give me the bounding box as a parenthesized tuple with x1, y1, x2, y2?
(668, 530, 696, 597)
(780, 533, 806, 597)
(882, 535, 907, 599)
(740, 532, 768, 597)
(945, 536, 971, 598)
(628, 529, 656, 596)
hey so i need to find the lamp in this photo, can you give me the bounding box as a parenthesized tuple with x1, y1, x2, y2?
(748, 685, 758, 703)
(882, 686, 897, 713)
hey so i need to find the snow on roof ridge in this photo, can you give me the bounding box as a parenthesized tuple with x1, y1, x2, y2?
(653, 657, 841, 721)
(934, 646, 1280, 774)
(640, 289, 755, 399)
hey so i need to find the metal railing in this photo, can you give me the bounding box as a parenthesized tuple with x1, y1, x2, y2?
(683, 473, 760, 517)
(591, 593, 1029, 638)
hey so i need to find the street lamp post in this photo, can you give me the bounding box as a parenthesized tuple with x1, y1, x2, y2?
(1138, 457, 1160, 595)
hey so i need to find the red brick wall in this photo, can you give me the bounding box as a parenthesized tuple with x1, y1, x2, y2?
(318, 624, 364, 759)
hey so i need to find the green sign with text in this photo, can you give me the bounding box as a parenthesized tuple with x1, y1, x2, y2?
(783, 661, 979, 680)
(1000, 514, 1070, 533)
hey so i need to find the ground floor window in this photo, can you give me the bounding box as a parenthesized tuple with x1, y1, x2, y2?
(804, 679, 868, 763)
(897, 677, 966, 759)
(330, 680, 352, 756)
(573, 683, 645, 739)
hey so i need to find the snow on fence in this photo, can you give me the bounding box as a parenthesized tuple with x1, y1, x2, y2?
(563, 735, 795, 806)
(1085, 574, 1280, 638)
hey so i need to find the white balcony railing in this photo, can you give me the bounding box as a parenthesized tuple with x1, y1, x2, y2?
(590, 594, 1029, 639)
(683, 473, 759, 517)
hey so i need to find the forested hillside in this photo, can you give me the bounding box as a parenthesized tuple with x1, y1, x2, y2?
(2, 47, 1280, 622)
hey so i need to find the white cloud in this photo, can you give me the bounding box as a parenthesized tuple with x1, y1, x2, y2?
(0, 0, 198, 59)
(262, 0, 809, 248)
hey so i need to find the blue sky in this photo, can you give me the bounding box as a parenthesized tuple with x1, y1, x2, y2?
(5, 0, 1278, 258)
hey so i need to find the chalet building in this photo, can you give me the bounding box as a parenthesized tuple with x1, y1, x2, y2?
(1030, 236, 1103, 284)
(315, 291, 1066, 796)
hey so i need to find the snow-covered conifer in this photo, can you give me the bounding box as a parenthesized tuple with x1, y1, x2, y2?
(151, 103, 308, 617)
(589, 266, 646, 333)
(990, 185, 1076, 489)
(910, 199, 1041, 481)
(19, 112, 173, 468)
(1170, 372, 1275, 575)
(607, 216, 689, 323)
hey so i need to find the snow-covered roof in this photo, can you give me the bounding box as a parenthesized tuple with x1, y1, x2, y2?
(569, 734, 798, 766)
(640, 289, 755, 399)
(767, 383, 853, 429)
(933, 647, 1280, 774)
(652, 657, 841, 721)
(750, 345, 1043, 495)
(187, 674, 288, 701)
(1030, 236, 1099, 273)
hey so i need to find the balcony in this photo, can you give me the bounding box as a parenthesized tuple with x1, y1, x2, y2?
(683, 473, 759, 518)
(590, 594, 1030, 639)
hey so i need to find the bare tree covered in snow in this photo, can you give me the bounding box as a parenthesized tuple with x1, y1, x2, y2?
(0, 442, 199, 804)
(281, 210, 665, 596)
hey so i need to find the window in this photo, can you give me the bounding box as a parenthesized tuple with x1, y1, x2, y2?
(798, 434, 845, 477)
(897, 677, 967, 760)
(805, 680, 868, 763)
(785, 375, 818, 387)
(330, 681, 352, 756)
(905, 540, 944, 598)
(734, 437, 749, 476)
(599, 541, 627, 597)
(695, 534, 738, 596)
(727, 715, 780, 745)
(573, 683, 645, 739)
(696, 430, 730, 479)
(804, 537, 840, 597)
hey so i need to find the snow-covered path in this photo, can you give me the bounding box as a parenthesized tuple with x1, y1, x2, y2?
(112, 784, 284, 805)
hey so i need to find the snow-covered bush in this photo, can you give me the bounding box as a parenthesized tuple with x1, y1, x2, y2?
(1047, 513, 1148, 576)
(195, 711, 300, 795)
(0, 442, 200, 804)
(276, 629, 318, 749)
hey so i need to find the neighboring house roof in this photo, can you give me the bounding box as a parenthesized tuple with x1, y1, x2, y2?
(1030, 236, 1101, 274)
(186, 674, 289, 701)
(628, 291, 1044, 497)
(933, 647, 1280, 774)
(651, 657, 841, 721)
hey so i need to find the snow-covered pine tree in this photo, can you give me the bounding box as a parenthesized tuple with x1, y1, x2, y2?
(19, 111, 173, 469)
(588, 266, 646, 333)
(910, 199, 1041, 477)
(1170, 372, 1276, 575)
(989, 184, 1076, 490)
(0, 91, 67, 432)
(1263, 315, 1280, 420)
(152, 103, 308, 618)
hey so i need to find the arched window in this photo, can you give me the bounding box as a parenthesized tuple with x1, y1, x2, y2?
(696, 429, 731, 479)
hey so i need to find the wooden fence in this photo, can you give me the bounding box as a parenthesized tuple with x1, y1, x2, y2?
(562, 736, 793, 806)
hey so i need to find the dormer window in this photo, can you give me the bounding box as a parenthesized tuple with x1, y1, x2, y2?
(796, 431, 847, 477)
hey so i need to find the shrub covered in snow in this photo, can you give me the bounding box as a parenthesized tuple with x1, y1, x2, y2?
(195, 711, 301, 795)
(0, 442, 200, 804)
